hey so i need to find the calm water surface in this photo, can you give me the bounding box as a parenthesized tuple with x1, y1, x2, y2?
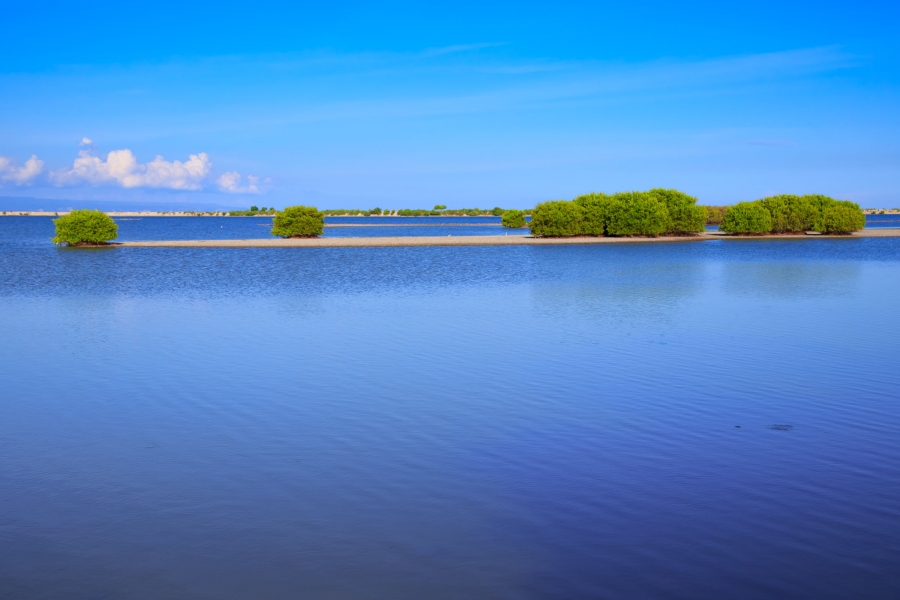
(1, 217, 899, 598)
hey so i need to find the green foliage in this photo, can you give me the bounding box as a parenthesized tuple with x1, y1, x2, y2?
(606, 192, 669, 236)
(757, 195, 817, 232)
(434, 204, 447, 210)
(501, 209, 527, 228)
(529, 200, 583, 237)
(370, 207, 382, 215)
(801, 195, 864, 233)
(573, 192, 613, 236)
(492, 207, 505, 216)
(815, 203, 866, 234)
(52, 209, 118, 245)
(271, 205, 324, 237)
(720, 202, 773, 234)
(703, 206, 727, 225)
(649, 188, 705, 234)
(229, 206, 276, 216)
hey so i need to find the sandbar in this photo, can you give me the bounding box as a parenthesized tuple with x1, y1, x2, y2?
(114, 229, 900, 248)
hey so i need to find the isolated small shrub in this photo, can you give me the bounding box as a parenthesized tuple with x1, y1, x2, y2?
(720, 202, 772, 234)
(573, 193, 613, 236)
(815, 204, 866, 234)
(501, 209, 527, 228)
(529, 200, 583, 237)
(52, 209, 118, 245)
(757, 195, 817, 232)
(606, 191, 669, 236)
(271, 205, 324, 237)
(648, 188, 705, 234)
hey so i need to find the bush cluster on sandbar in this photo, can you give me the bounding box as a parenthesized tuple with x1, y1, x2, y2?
(52, 210, 118, 246)
(529, 189, 706, 237)
(720, 195, 864, 235)
(501, 209, 527, 228)
(271, 205, 325, 238)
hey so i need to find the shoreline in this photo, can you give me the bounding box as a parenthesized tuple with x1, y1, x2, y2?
(3, 209, 899, 218)
(0, 212, 507, 218)
(113, 229, 900, 248)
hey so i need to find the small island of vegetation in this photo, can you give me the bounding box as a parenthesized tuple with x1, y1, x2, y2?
(52, 209, 118, 246)
(271, 205, 325, 238)
(719, 194, 865, 235)
(524, 190, 866, 237)
(528, 189, 706, 237)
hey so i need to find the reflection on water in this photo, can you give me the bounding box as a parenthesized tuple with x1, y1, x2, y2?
(723, 262, 861, 299)
(531, 262, 706, 326)
(1, 224, 900, 598)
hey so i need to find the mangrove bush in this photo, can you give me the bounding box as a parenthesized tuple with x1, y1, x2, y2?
(52, 210, 118, 245)
(501, 209, 527, 228)
(606, 192, 669, 237)
(815, 203, 866, 234)
(574, 193, 613, 236)
(529, 200, 584, 237)
(649, 188, 706, 234)
(271, 205, 324, 237)
(703, 206, 727, 225)
(757, 195, 818, 233)
(720, 202, 773, 234)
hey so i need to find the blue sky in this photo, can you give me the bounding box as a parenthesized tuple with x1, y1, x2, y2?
(1, 1, 898, 209)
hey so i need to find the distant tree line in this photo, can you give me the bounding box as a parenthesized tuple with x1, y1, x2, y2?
(320, 206, 509, 216)
(228, 206, 276, 216)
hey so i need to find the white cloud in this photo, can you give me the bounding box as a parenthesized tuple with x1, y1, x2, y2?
(0, 154, 44, 185)
(217, 171, 262, 194)
(79, 137, 93, 146)
(52, 148, 212, 190)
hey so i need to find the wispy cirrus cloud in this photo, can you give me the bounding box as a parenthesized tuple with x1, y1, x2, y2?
(421, 42, 507, 57)
(0, 154, 44, 185)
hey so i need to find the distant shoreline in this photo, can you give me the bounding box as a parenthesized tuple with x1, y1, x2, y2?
(111, 229, 900, 248)
(0, 212, 508, 218)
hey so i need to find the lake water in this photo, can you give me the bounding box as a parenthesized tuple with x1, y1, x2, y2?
(2, 217, 900, 599)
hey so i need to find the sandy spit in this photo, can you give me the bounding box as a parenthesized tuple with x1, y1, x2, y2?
(114, 230, 900, 248)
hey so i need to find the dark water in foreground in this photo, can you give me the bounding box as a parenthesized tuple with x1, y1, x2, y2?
(2, 217, 900, 599)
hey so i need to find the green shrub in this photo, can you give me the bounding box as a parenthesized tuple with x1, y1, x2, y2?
(52, 209, 118, 245)
(606, 191, 669, 236)
(573, 192, 613, 236)
(720, 201, 772, 234)
(815, 203, 866, 234)
(757, 194, 817, 232)
(529, 200, 583, 237)
(703, 206, 727, 225)
(271, 205, 324, 237)
(648, 188, 705, 234)
(501, 209, 526, 228)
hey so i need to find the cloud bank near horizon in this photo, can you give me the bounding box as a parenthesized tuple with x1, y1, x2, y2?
(0, 155, 44, 185)
(1, 145, 264, 194)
